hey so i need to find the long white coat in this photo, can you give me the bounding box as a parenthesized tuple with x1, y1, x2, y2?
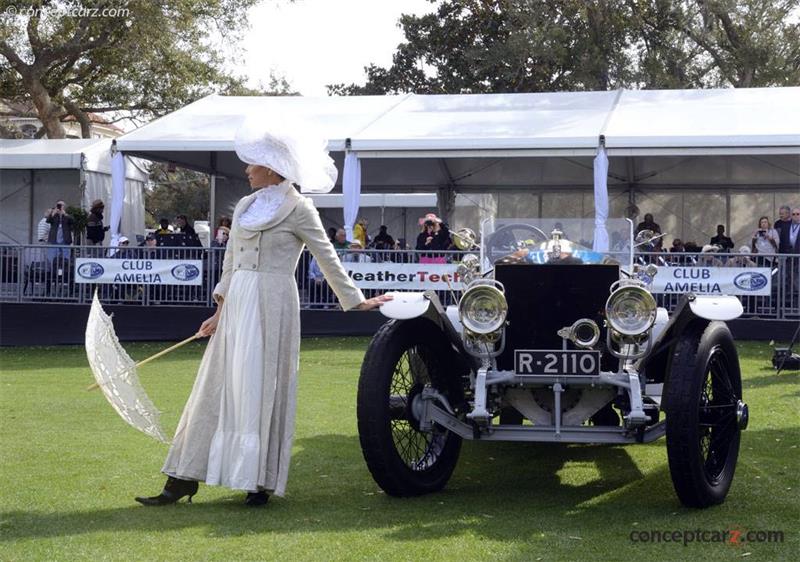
(162, 186, 364, 495)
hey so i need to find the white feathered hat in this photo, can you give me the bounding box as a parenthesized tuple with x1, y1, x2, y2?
(234, 115, 338, 193)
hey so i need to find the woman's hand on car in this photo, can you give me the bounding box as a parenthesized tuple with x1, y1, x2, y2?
(356, 294, 394, 311)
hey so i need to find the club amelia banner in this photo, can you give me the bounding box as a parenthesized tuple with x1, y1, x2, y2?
(74, 258, 204, 285)
(651, 266, 771, 296)
(344, 262, 464, 290)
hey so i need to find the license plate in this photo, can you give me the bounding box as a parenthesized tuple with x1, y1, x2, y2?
(515, 350, 601, 376)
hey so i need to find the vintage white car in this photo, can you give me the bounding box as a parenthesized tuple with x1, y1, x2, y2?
(357, 217, 749, 508)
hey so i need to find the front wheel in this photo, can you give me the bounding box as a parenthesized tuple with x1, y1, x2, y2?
(357, 318, 466, 497)
(665, 321, 747, 508)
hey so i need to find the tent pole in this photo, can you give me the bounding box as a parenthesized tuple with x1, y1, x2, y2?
(79, 159, 87, 246)
(437, 159, 457, 224)
(209, 151, 217, 234)
(725, 188, 731, 235)
(29, 169, 34, 243)
(209, 174, 216, 233)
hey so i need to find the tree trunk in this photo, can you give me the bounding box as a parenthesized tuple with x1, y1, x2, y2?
(64, 100, 92, 138)
(25, 76, 66, 138)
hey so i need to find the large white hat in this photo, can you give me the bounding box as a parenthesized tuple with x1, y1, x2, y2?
(234, 115, 338, 193)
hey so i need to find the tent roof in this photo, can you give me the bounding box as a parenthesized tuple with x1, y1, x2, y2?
(605, 87, 800, 154)
(0, 139, 148, 180)
(350, 91, 618, 152)
(117, 91, 618, 166)
(113, 88, 800, 187)
(118, 94, 408, 153)
(1, 139, 105, 169)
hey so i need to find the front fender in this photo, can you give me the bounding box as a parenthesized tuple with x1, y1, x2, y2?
(380, 290, 472, 365)
(688, 295, 743, 321)
(379, 291, 431, 320)
(643, 295, 741, 398)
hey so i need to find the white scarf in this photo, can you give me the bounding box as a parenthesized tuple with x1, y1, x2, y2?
(239, 180, 293, 228)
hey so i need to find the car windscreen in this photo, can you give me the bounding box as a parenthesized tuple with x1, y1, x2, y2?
(480, 218, 633, 267)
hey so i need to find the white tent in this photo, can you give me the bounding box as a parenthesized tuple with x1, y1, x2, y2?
(115, 88, 800, 246)
(0, 139, 148, 244)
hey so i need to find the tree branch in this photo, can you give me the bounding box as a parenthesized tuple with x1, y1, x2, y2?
(706, 3, 743, 51)
(26, 7, 44, 59)
(78, 105, 163, 113)
(63, 100, 92, 138)
(0, 40, 29, 74)
(39, 2, 114, 64)
(683, 25, 730, 78)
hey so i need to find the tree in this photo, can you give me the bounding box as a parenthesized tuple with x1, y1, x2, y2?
(331, 0, 633, 95)
(329, 0, 800, 95)
(145, 163, 209, 228)
(672, 0, 800, 87)
(0, 0, 260, 138)
(629, 0, 800, 88)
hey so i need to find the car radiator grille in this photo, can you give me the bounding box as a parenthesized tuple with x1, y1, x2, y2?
(494, 263, 620, 372)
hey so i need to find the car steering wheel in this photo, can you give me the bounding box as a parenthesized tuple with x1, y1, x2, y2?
(485, 223, 549, 264)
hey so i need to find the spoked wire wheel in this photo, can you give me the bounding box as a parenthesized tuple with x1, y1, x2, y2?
(666, 321, 747, 508)
(697, 346, 744, 484)
(388, 346, 449, 471)
(358, 318, 465, 496)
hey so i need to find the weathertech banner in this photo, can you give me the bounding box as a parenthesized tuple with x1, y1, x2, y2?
(74, 258, 204, 285)
(652, 266, 771, 296)
(344, 262, 464, 290)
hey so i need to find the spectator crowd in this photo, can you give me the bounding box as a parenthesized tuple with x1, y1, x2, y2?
(9, 200, 800, 308)
(633, 205, 800, 266)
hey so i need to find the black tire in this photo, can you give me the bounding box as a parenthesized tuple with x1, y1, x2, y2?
(665, 321, 744, 508)
(358, 318, 466, 497)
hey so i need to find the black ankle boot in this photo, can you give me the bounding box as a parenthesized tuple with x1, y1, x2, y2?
(244, 491, 269, 507)
(135, 476, 199, 506)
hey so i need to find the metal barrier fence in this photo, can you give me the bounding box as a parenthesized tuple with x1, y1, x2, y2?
(0, 244, 217, 307)
(0, 244, 797, 320)
(636, 251, 799, 321)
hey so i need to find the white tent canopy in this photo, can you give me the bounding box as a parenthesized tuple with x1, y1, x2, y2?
(605, 88, 800, 154)
(0, 139, 148, 244)
(114, 88, 800, 203)
(114, 88, 800, 246)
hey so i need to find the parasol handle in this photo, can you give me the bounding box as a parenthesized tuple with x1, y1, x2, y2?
(87, 333, 203, 391)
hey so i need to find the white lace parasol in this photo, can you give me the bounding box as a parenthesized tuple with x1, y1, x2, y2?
(85, 292, 170, 443)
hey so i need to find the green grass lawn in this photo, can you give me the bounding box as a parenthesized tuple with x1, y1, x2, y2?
(0, 338, 797, 561)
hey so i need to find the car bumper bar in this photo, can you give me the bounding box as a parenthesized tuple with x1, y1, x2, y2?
(422, 401, 667, 444)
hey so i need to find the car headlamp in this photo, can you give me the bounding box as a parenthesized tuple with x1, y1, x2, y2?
(458, 281, 508, 335)
(605, 284, 657, 336)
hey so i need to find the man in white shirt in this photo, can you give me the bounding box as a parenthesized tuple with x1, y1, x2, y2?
(343, 240, 372, 263)
(36, 209, 50, 243)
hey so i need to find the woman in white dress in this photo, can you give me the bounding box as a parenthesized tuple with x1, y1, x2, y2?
(135, 118, 390, 507)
